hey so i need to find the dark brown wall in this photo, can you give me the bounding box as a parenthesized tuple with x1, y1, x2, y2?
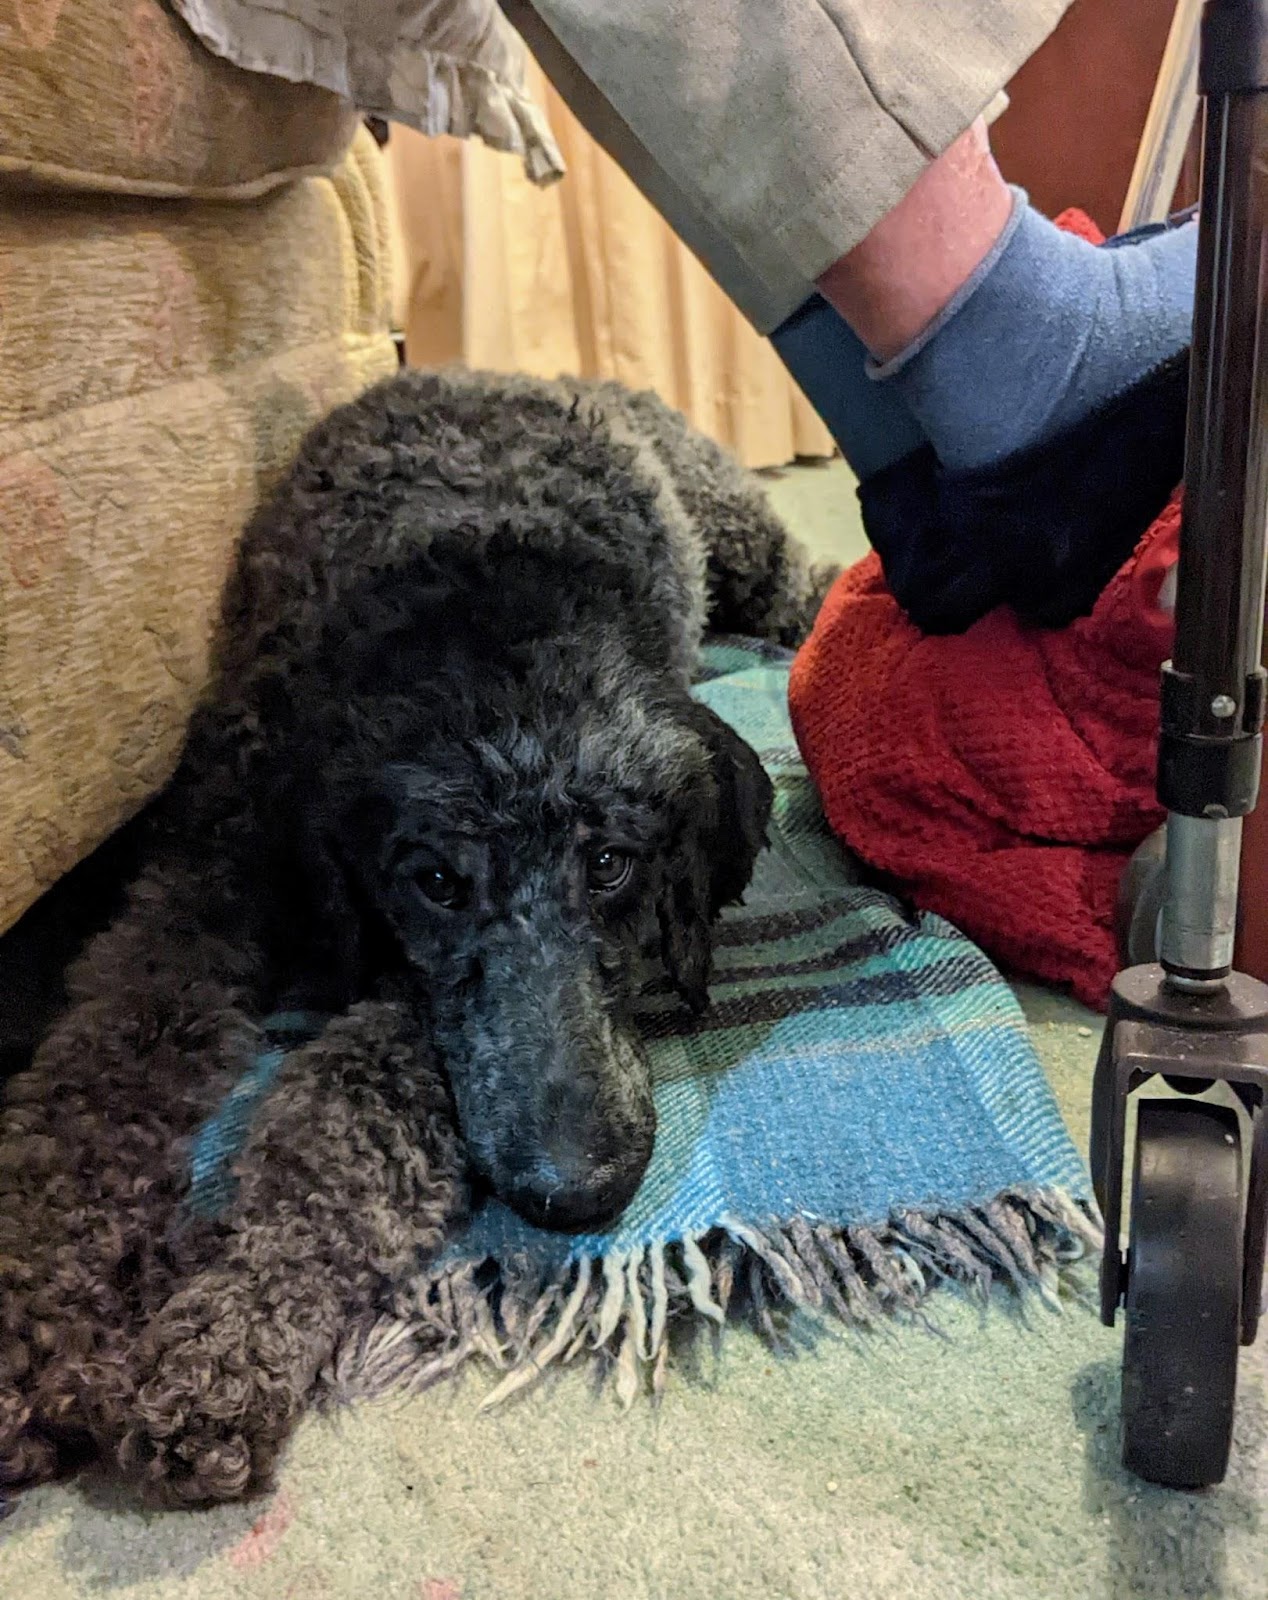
(991, 0, 1183, 232)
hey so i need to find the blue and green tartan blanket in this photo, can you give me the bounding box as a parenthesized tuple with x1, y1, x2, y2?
(193, 640, 1097, 1406)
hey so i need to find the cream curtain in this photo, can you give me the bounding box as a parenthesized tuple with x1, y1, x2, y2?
(384, 59, 835, 470)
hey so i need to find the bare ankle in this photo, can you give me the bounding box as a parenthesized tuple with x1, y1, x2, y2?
(815, 119, 1013, 361)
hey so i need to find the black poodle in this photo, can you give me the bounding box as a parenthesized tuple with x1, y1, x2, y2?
(0, 370, 834, 1507)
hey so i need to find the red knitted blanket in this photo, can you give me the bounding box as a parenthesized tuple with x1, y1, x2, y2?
(788, 216, 1179, 1009)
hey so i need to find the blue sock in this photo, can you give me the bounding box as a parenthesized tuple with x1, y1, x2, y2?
(869, 188, 1198, 472)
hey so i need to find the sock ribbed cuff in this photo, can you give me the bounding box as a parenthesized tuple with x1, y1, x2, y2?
(866, 187, 1029, 381)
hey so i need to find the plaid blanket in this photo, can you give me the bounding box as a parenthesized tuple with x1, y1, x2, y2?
(321, 640, 1097, 1406)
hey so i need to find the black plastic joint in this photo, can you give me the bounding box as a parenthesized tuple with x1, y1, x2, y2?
(1202, 0, 1268, 96)
(1158, 730, 1264, 816)
(1161, 661, 1267, 739)
(1247, 665, 1268, 733)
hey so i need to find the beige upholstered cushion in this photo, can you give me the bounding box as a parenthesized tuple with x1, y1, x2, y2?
(0, 129, 398, 933)
(0, 0, 357, 198)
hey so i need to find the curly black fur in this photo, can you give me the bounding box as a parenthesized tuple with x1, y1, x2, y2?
(0, 370, 835, 1507)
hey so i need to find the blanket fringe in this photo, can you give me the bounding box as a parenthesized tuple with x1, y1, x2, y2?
(325, 1187, 1100, 1411)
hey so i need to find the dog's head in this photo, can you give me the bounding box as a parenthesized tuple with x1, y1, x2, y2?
(270, 612, 772, 1234)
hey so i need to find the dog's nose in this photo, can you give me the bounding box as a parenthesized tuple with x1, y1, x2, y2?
(505, 1151, 648, 1234)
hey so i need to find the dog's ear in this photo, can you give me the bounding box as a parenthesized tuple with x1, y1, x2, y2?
(689, 701, 775, 911)
(658, 701, 773, 1012)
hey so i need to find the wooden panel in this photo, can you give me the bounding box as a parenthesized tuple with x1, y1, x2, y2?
(991, 0, 1182, 233)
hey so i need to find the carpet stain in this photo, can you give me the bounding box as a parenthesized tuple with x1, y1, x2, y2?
(420, 1580, 462, 1600)
(229, 1489, 295, 1570)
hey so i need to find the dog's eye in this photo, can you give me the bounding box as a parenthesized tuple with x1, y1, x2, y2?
(416, 863, 468, 910)
(586, 846, 633, 894)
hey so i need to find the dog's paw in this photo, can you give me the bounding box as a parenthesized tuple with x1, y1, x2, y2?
(111, 1281, 316, 1507)
(0, 1327, 109, 1494)
(0, 1382, 59, 1492)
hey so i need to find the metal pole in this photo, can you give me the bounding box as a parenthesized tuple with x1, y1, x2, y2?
(1158, 0, 1268, 990)
(1119, 0, 1203, 232)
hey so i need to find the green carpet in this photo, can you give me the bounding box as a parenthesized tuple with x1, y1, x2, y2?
(5, 468, 1266, 1600)
(7, 988, 1267, 1600)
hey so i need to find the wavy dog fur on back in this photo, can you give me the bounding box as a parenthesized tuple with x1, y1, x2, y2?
(0, 370, 835, 1507)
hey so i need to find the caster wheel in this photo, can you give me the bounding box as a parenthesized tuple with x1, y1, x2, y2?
(1121, 1097, 1244, 1488)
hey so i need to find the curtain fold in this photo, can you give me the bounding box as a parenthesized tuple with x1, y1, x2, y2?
(385, 58, 836, 469)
